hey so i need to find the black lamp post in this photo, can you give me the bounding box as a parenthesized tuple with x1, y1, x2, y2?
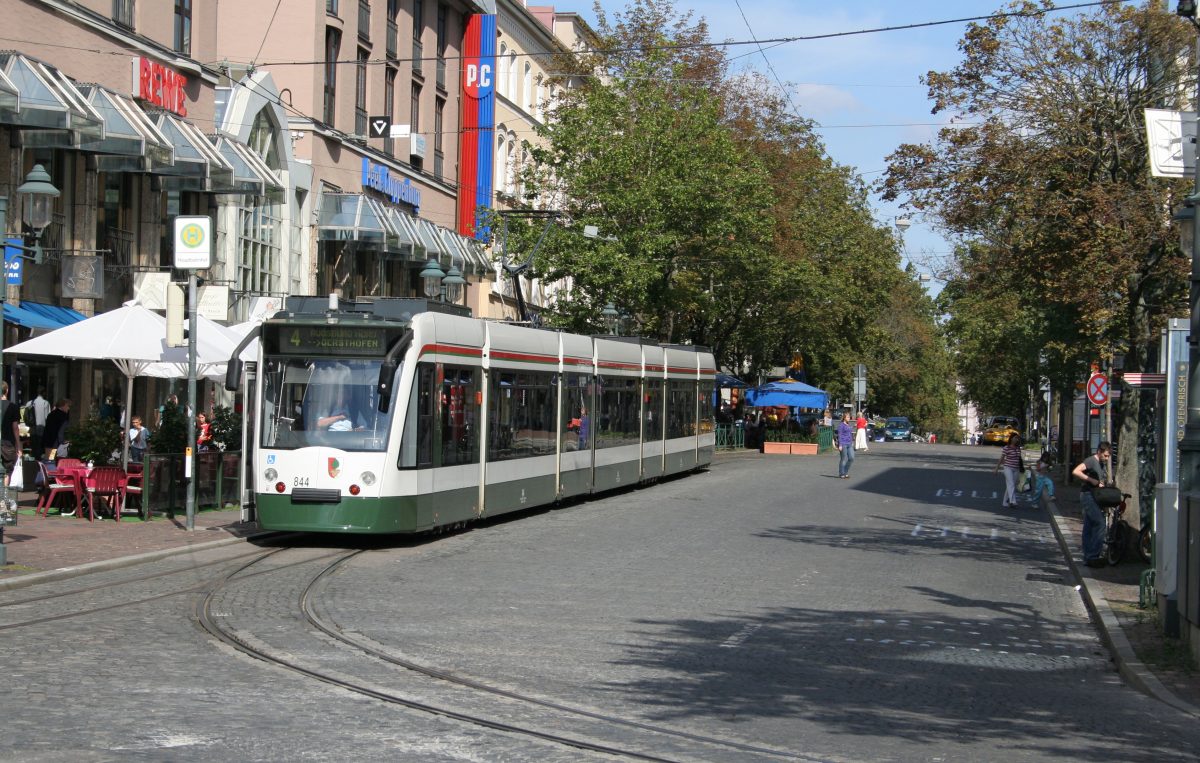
(0, 164, 60, 565)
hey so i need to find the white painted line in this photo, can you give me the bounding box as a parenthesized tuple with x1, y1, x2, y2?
(719, 623, 761, 649)
(911, 524, 924, 536)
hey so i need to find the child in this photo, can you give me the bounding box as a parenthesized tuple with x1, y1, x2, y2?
(128, 416, 149, 463)
(1025, 460, 1055, 506)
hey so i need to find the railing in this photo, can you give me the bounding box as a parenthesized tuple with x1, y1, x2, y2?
(327, 0, 339, 14)
(412, 39, 423, 74)
(355, 107, 368, 138)
(817, 426, 834, 453)
(140, 451, 240, 517)
(436, 57, 446, 90)
(715, 423, 744, 450)
(434, 149, 443, 179)
(387, 19, 398, 59)
(105, 226, 134, 267)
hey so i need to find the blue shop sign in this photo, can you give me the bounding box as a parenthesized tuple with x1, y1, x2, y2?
(362, 158, 421, 212)
(5, 238, 22, 286)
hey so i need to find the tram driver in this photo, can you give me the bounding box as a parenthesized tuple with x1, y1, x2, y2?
(317, 388, 359, 431)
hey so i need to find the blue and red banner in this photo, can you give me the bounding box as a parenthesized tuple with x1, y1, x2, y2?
(458, 14, 496, 239)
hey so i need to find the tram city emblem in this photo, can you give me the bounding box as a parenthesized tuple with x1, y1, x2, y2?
(328, 457, 341, 478)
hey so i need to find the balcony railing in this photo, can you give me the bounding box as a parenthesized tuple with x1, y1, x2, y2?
(355, 107, 368, 139)
(412, 39, 423, 75)
(105, 226, 135, 267)
(387, 20, 398, 59)
(327, 0, 339, 15)
(434, 150, 443, 180)
(436, 57, 446, 90)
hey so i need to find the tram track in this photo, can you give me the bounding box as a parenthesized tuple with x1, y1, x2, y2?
(197, 547, 810, 762)
(0, 548, 351, 632)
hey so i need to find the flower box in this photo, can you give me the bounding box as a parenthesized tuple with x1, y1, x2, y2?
(790, 443, 818, 455)
(763, 441, 792, 455)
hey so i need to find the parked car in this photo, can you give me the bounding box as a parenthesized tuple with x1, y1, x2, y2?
(883, 416, 913, 441)
(981, 416, 1021, 445)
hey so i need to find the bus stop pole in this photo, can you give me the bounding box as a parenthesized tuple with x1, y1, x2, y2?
(186, 272, 197, 531)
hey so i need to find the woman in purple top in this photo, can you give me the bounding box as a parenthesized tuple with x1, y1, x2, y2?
(835, 411, 856, 479)
(993, 432, 1023, 508)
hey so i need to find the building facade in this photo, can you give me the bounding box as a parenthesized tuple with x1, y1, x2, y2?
(0, 0, 592, 422)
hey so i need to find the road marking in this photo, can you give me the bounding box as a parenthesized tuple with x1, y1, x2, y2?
(911, 524, 924, 536)
(719, 623, 761, 649)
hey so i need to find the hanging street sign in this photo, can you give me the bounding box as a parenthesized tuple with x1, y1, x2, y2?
(1086, 373, 1109, 406)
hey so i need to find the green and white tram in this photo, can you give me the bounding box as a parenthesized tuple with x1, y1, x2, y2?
(228, 297, 715, 534)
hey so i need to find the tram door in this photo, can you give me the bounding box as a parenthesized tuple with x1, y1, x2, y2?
(559, 371, 593, 498)
(240, 361, 258, 523)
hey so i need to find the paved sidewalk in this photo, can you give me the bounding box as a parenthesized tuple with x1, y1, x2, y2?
(1043, 478, 1200, 717)
(0, 495, 265, 591)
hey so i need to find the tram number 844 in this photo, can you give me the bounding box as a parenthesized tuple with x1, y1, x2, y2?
(294, 476, 310, 487)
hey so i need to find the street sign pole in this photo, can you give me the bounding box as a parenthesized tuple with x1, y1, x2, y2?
(174, 216, 212, 532)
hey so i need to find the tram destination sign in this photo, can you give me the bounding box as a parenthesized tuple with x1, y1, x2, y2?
(267, 324, 392, 357)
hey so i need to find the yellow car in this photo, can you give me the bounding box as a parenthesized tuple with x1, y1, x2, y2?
(981, 416, 1021, 445)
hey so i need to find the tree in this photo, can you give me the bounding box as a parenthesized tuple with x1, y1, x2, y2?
(883, 2, 1192, 522)
(509, 0, 956, 423)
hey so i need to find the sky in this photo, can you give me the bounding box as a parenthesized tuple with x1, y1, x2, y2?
(577, 1, 1121, 290)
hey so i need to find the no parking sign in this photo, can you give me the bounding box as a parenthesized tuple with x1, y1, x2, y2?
(1086, 373, 1109, 406)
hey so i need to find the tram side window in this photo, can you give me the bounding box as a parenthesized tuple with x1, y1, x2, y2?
(698, 380, 715, 433)
(644, 378, 663, 442)
(562, 373, 591, 452)
(488, 370, 555, 461)
(399, 363, 436, 469)
(441, 365, 479, 466)
(667, 380, 696, 438)
(596, 374, 639, 448)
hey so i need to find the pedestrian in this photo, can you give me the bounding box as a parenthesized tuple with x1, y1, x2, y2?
(854, 412, 869, 451)
(128, 415, 149, 464)
(835, 411, 856, 479)
(196, 412, 213, 452)
(1025, 459, 1055, 507)
(25, 389, 50, 458)
(44, 398, 71, 459)
(0, 382, 19, 482)
(1071, 441, 1112, 567)
(994, 432, 1023, 508)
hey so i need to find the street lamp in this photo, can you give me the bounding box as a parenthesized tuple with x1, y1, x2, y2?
(419, 258, 445, 299)
(0, 164, 60, 566)
(601, 302, 619, 334)
(441, 265, 465, 305)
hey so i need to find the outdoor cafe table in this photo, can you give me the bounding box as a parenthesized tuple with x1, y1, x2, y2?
(54, 465, 130, 521)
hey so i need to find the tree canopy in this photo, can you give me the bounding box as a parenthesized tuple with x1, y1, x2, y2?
(501, 0, 959, 433)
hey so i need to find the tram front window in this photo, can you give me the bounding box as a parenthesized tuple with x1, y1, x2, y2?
(260, 358, 396, 451)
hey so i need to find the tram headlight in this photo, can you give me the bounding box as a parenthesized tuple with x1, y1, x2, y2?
(264, 468, 278, 482)
(360, 471, 376, 486)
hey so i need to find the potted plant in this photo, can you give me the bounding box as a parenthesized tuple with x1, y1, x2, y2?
(63, 414, 122, 465)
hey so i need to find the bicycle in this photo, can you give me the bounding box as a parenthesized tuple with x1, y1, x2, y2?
(1103, 492, 1133, 566)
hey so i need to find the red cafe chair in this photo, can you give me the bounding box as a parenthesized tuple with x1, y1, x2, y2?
(35, 461, 77, 517)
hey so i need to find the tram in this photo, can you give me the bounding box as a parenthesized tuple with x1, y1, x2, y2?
(226, 296, 716, 534)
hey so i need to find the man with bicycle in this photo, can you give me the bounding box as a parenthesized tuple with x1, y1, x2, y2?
(1072, 441, 1111, 567)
